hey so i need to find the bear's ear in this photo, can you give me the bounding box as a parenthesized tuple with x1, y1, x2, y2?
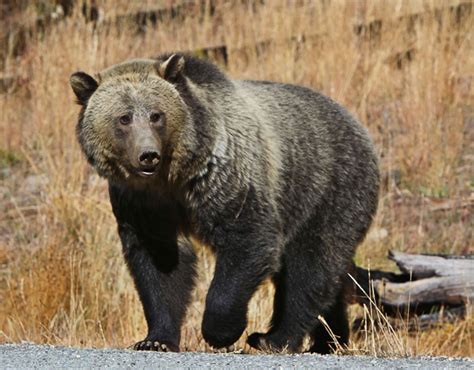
(70, 72, 99, 105)
(156, 54, 185, 82)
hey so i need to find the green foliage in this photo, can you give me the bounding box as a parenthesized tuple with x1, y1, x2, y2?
(417, 185, 450, 199)
(0, 147, 22, 169)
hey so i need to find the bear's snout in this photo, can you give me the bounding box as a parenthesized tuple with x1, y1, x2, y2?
(136, 148, 160, 177)
(139, 149, 160, 167)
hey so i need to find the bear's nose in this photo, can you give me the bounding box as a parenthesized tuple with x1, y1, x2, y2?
(139, 150, 160, 167)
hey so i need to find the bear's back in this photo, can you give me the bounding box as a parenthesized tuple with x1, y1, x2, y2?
(232, 79, 379, 239)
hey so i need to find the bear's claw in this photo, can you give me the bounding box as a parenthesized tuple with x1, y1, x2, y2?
(132, 340, 179, 352)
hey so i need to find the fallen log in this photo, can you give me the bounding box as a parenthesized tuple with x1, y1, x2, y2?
(374, 275, 473, 307)
(351, 305, 466, 332)
(351, 251, 473, 317)
(389, 250, 474, 279)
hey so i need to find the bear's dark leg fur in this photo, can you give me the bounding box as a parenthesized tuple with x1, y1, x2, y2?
(109, 183, 197, 352)
(200, 189, 281, 349)
(119, 225, 196, 352)
(308, 287, 349, 354)
(201, 238, 279, 349)
(247, 214, 351, 353)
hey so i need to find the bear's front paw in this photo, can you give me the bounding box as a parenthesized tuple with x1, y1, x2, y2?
(202, 309, 247, 349)
(132, 339, 179, 352)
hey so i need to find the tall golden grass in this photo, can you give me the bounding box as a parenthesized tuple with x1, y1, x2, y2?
(0, 0, 472, 356)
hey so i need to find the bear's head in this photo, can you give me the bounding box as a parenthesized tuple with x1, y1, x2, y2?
(70, 55, 190, 183)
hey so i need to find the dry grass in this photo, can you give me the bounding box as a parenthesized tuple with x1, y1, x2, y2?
(0, 0, 472, 357)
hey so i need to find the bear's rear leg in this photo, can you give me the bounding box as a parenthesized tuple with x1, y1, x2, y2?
(247, 267, 305, 352)
(308, 287, 349, 354)
(248, 224, 347, 353)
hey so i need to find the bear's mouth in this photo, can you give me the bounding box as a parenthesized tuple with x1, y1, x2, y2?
(137, 166, 158, 178)
(139, 170, 156, 177)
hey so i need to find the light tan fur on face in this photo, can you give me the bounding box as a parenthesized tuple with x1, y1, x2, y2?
(78, 59, 189, 182)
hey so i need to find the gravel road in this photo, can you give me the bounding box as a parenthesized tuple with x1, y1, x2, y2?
(0, 344, 472, 369)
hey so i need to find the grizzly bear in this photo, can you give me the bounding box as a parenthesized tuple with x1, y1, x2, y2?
(70, 53, 379, 354)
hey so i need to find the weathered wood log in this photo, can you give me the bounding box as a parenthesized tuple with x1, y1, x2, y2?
(414, 305, 467, 331)
(374, 275, 473, 307)
(351, 251, 473, 318)
(389, 250, 474, 279)
(352, 305, 466, 332)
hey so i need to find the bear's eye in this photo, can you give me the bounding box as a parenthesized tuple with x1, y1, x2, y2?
(150, 112, 162, 123)
(119, 114, 132, 125)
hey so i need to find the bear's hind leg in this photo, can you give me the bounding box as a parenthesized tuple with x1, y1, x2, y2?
(247, 265, 307, 352)
(247, 218, 349, 353)
(308, 287, 349, 354)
